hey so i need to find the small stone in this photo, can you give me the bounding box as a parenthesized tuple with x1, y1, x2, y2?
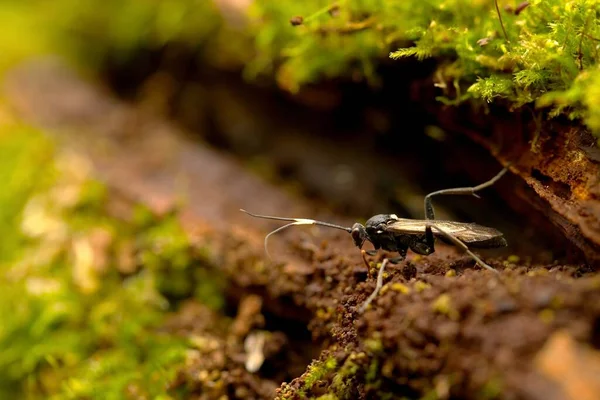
(535, 330, 600, 400)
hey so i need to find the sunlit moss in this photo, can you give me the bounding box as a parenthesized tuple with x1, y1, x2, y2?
(2, 1, 598, 141)
(432, 293, 460, 320)
(307, 357, 338, 385)
(479, 376, 504, 399)
(2, 1, 599, 141)
(248, 0, 600, 139)
(331, 356, 360, 399)
(0, 122, 222, 398)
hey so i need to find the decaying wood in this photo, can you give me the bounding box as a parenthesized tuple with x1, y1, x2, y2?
(4, 58, 600, 400)
(411, 80, 600, 268)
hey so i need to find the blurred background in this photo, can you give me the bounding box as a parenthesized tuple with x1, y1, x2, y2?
(0, 0, 588, 398)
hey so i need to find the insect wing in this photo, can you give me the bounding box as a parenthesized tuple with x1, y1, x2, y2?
(385, 218, 502, 244)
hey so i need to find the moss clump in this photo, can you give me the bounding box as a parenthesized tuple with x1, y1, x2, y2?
(0, 121, 223, 398)
(300, 356, 338, 395)
(255, 0, 600, 139)
(364, 337, 384, 354)
(391, 282, 411, 294)
(331, 357, 359, 399)
(432, 293, 460, 320)
(479, 376, 504, 399)
(316, 394, 339, 400)
(389, 0, 600, 139)
(252, 0, 600, 139)
(415, 281, 432, 292)
(3, 1, 599, 140)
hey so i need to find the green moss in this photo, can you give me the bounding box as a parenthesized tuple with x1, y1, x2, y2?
(2, 1, 600, 142)
(244, 0, 600, 138)
(0, 122, 223, 398)
(3, 1, 599, 141)
(0, 124, 56, 258)
(387, 0, 600, 133)
(0, 2, 60, 73)
(420, 388, 440, 400)
(316, 394, 339, 400)
(301, 356, 338, 394)
(432, 293, 460, 320)
(364, 337, 384, 354)
(365, 359, 380, 385)
(331, 357, 359, 398)
(479, 376, 504, 399)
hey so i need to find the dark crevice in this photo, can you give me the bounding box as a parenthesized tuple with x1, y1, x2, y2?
(97, 43, 586, 264)
(531, 168, 572, 200)
(223, 285, 322, 382)
(591, 316, 600, 350)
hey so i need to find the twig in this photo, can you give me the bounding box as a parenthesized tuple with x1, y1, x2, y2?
(359, 259, 389, 313)
(578, 13, 592, 70)
(495, 0, 510, 45)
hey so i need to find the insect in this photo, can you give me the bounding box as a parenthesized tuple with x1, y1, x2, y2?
(241, 166, 509, 312)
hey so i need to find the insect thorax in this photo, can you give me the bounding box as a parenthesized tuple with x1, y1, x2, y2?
(364, 214, 399, 231)
(364, 214, 407, 252)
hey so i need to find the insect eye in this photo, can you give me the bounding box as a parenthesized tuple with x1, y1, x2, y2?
(351, 224, 366, 248)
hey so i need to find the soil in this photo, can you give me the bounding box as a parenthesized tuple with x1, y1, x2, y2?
(5, 58, 600, 399)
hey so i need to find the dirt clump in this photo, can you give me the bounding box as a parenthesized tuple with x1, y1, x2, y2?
(276, 250, 600, 399)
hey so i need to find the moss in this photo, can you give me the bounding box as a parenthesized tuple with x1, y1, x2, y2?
(432, 293, 460, 320)
(365, 359, 380, 386)
(249, 0, 600, 139)
(444, 269, 456, 278)
(364, 337, 384, 354)
(331, 356, 360, 400)
(390, 282, 411, 294)
(316, 394, 339, 400)
(295, 355, 366, 399)
(300, 357, 338, 395)
(2, 1, 600, 141)
(414, 281, 432, 292)
(0, 2, 62, 73)
(479, 376, 504, 399)
(0, 123, 55, 262)
(507, 255, 520, 263)
(0, 121, 223, 398)
(538, 308, 555, 324)
(388, 0, 600, 138)
(2, 1, 599, 145)
(420, 388, 441, 400)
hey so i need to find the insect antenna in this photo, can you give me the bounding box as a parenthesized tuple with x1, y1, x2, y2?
(240, 209, 352, 259)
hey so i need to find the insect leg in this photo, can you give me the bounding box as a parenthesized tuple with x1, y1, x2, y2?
(389, 247, 408, 264)
(388, 256, 406, 264)
(410, 234, 435, 256)
(423, 166, 509, 220)
(360, 250, 371, 270)
(427, 222, 499, 274)
(358, 258, 390, 313)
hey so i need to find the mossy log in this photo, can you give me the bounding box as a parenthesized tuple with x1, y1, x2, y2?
(4, 59, 600, 399)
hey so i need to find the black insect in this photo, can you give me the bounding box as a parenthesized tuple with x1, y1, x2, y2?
(241, 167, 509, 311)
